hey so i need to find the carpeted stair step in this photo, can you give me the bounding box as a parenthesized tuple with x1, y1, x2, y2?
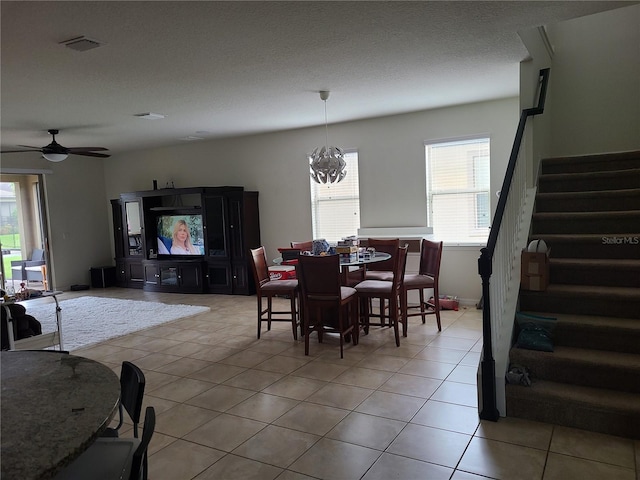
(505, 380, 640, 439)
(509, 346, 640, 393)
(531, 210, 640, 235)
(511, 151, 640, 438)
(529, 234, 640, 259)
(535, 189, 640, 213)
(540, 151, 640, 175)
(519, 284, 640, 319)
(550, 258, 640, 288)
(538, 168, 640, 193)
(520, 312, 640, 355)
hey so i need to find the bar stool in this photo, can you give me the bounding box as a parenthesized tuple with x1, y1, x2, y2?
(355, 245, 408, 345)
(249, 246, 300, 340)
(363, 238, 399, 281)
(297, 254, 359, 358)
(403, 239, 443, 332)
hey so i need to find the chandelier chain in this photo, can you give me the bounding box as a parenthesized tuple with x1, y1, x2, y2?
(324, 99, 329, 150)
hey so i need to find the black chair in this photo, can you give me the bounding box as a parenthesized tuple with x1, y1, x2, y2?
(54, 406, 156, 480)
(297, 254, 359, 358)
(102, 361, 146, 438)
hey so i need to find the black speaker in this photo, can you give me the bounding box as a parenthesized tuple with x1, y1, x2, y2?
(90, 266, 116, 288)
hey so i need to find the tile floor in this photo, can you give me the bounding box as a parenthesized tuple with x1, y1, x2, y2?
(60, 288, 639, 479)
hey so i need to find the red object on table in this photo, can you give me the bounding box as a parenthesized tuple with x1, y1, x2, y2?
(268, 265, 297, 280)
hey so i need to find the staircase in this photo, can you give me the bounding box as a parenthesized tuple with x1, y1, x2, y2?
(506, 150, 640, 439)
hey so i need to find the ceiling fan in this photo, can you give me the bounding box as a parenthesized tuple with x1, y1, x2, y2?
(1, 129, 110, 162)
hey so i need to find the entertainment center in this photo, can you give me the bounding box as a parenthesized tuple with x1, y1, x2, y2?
(111, 186, 260, 295)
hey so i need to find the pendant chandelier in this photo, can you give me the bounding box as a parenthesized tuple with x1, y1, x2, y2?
(308, 90, 347, 184)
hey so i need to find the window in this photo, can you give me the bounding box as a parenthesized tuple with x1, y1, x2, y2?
(425, 137, 490, 244)
(310, 151, 360, 243)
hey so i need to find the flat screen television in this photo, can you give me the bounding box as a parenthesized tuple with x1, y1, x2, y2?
(156, 214, 205, 256)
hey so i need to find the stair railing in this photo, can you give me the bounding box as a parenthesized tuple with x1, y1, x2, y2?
(478, 68, 550, 420)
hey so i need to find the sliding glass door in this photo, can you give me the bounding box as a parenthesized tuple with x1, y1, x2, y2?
(0, 174, 49, 292)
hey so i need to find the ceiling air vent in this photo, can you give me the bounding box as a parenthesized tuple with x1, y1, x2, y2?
(60, 36, 103, 52)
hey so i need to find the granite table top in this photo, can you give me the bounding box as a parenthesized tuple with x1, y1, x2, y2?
(1, 351, 120, 479)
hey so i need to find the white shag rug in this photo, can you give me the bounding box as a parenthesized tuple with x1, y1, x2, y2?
(23, 296, 210, 351)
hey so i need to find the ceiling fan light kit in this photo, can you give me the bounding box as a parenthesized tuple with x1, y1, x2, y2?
(308, 90, 347, 184)
(42, 152, 68, 162)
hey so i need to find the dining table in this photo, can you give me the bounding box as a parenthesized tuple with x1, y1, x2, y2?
(0, 350, 120, 480)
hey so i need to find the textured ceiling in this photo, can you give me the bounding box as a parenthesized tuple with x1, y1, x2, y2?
(0, 1, 633, 157)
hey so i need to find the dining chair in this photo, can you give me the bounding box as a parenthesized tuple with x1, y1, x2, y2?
(290, 240, 313, 251)
(102, 361, 146, 438)
(297, 254, 359, 358)
(361, 238, 400, 324)
(403, 239, 443, 332)
(54, 406, 155, 480)
(363, 238, 399, 281)
(250, 246, 300, 340)
(355, 245, 408, 346)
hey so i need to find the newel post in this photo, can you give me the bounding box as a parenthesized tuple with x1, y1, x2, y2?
(478, 247, 499, 421)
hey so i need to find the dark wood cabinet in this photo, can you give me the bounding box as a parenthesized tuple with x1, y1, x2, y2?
(114, 259, 144, 288)
(142, 261, 203, 293)
(111, 187, 260, 295)
(111, 200, 126, 260)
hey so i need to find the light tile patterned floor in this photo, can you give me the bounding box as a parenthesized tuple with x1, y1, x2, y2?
(57, 288, 639, 479)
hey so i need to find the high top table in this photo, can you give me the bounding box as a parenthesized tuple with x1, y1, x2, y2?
(0, 351, 120, 479)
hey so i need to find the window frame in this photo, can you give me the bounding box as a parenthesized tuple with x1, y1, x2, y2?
(425, 136, 491, 245)
(309, 150, 360, 243)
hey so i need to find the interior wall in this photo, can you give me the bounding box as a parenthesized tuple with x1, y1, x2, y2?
(1, 155, 111, 290)
(104, 97, 519, 304)
(546, 4, 640, 156)
(518, 26, 554, 185)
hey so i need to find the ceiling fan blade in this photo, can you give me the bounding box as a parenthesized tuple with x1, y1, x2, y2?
(73, 151, 111, 158)
(18, 145, 44, 150)
(68, 147, 109, 152)
(1, 148, 42, 153)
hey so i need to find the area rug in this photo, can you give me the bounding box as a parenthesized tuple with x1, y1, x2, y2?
(23, 296, 210, 351)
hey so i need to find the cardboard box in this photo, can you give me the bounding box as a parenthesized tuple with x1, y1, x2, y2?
(521, 274, 549, 291)
(268, 265, 296, 281)
(521, 250, 550, 291)
(336, 246, 357, 254)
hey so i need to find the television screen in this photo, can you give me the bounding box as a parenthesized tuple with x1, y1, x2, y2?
(156, 214, 205, 255)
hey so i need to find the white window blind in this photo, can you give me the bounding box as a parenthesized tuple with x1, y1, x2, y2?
(310, 151, 360, 243)
(425, 137, 490, 244)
